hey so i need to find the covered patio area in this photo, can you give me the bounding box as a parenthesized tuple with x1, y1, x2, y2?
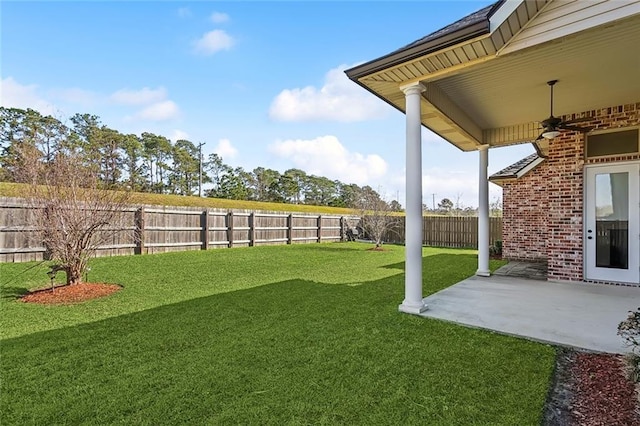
(418, 274, 640, 354)
(346, 0, 640, 309)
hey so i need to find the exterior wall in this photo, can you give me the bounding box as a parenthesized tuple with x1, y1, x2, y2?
(501, 102, 640, 282)
(546, 128, 586, 281)
(502, 162, 549, 261)
(500, 0, 640, 55)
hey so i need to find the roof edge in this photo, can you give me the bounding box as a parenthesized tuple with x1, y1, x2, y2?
(489, 152, 544, 183)
(345, 22, 489, 81)
(346, 1, 505, 80)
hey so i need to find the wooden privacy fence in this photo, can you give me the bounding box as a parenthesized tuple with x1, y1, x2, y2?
(0, 197, 359, 263)
(0, 197, 502, 263)
(385, 216, 502, 249)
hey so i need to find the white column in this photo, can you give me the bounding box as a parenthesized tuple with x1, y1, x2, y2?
(477, 144, 490, 277)
(399, 82, 427, 314)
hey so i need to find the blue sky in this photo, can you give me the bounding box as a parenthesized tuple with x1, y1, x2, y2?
(1, 1, 534, 208)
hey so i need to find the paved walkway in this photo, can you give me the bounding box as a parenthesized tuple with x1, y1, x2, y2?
(493, 261, 547, 280)
(418, 274, 640, 353)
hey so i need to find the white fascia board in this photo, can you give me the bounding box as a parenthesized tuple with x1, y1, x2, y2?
(517, 156, 545, 178)
(489, 0, 525, 32)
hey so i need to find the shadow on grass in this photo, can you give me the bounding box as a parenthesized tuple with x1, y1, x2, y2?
(1, 259, 554, 426)
(0, 261, 59, 299)
(305, 242, 394, 253)
(384, 253, 507, 295)
(0, 286, 30, 300)
(383, 252, 478, 271)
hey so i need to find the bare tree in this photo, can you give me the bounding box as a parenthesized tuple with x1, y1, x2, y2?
(453, 192, 465, 216)
(353, 187, 400, 248)
(490, 196, 503, 217)
(17, 146, 133, 285)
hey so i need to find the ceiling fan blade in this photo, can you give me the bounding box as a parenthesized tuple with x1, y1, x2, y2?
(560, 124, 595, 133)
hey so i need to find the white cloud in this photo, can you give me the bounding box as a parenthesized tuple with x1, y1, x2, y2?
(134, 100, 180, 121)
(193, 30, 235, 55)
(214, 138, 238, 160)
(210, 12, 229, 23)
(110, 87, 167, 105)
(422, 169, 479, 207)
(0, 77, 56, 115)
(171, 129, 190, 142)
(269, 135, 387, 185)
(111, 86, 181, 122)
(49, 87, 98, 106)
(269, 64, 390, 122)
(390, 168, 503, 209)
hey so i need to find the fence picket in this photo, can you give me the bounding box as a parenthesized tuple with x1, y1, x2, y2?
(0, 197, 501, 262)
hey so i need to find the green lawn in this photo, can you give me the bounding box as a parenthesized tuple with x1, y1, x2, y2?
(0, 243, 555, 425)
(0, 182, 356, 215)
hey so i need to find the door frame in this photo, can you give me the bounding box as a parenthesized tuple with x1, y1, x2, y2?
(584, 162, 640, 284)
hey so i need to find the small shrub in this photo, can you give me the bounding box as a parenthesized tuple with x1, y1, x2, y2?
(618, 308, 640, 383)
(490, 240, 503, 257)
(618, 308, 640, 352)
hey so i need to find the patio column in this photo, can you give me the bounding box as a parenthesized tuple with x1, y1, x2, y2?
(399, 82, 427, 314)
(477, 144, 490, 277)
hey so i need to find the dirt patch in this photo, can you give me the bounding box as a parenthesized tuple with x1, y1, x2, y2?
(366, 246, 388, 251)
(20, 283, 122, 305)
(544, 348, 640, 426)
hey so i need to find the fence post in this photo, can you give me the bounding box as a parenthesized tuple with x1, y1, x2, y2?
(317, 215, 322, 243)
(249, 212, 256, 247)
(227, 212, 234, 248)
(340, 216, 345, 242)
(287, 214, 293, 244)
(135, 207, 145, 255)
(201, 209, 209, 250)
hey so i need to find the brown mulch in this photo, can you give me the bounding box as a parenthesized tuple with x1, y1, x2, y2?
(544, 348, 640, 426)
(570, 352, 640, 425)
(20, 283, 122, 305)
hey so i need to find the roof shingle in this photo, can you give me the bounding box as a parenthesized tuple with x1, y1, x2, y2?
(395, 1, 503, 53)
(489, 153, 542, 180)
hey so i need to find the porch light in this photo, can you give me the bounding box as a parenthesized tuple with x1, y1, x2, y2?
(542, 130, 561, 139)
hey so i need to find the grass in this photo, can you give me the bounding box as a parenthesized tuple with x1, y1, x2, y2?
(0, 243, 555, 425)
(0, 182, 356, 215)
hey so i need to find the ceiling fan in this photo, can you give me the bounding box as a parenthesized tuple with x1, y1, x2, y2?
(536, 80, 594, 140)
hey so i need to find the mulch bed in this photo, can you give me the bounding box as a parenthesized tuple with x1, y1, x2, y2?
(544, 348, 640, 426)
(20, 283, 122, 305)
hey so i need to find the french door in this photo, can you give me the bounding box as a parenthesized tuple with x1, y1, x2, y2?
(585, 163, 640, 284)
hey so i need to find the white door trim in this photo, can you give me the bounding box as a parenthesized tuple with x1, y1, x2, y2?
(584, 162, 640, 284)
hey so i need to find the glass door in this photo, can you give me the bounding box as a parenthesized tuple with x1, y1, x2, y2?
(585, 163, 639, 283)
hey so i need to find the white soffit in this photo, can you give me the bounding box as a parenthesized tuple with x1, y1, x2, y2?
(436, 14, 640, 130)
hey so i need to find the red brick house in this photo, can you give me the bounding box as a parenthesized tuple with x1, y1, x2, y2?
(491, 106, 639, 284)
(346, 0, 640, 310)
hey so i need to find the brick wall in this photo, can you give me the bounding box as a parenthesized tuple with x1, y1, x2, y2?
(502, 102, 640, 282)
(502, 161, 549, 261)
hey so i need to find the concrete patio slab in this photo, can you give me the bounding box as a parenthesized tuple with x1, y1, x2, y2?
(418, 275, 640, 354)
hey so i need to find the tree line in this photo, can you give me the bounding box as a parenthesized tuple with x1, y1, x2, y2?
(0, 107, 401, 210)
(422, 196, 503, 217)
